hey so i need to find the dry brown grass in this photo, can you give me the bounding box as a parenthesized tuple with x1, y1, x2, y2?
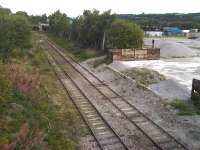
(0, 123, 29, 150)
(7, 64, 42, 98)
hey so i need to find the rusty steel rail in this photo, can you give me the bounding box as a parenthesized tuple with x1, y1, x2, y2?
(46, 50, 130, 150)
(46, 39, 189, 150)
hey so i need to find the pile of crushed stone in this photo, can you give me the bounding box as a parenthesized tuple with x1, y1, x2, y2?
(122, 67, 165, 86)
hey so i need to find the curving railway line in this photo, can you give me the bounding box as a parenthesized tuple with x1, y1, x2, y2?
(45, 38, 189, 150)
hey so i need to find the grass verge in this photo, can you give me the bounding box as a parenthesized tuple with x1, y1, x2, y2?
(170, 98, 200, 116)
(0, 32, 86, 149)
(170, 99, 196, 115)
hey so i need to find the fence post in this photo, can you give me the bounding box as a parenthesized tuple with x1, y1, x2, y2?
(191, 79, 200, 105)
(191, 79, 194, 99)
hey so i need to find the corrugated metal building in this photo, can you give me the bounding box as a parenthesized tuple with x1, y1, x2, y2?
(163, 27, 182, 36)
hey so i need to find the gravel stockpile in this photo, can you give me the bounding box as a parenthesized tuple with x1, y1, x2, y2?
(122, 67, 165, 86)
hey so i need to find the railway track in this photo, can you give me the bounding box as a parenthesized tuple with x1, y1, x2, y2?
(46, 38, 189, 150)
(47, 47, 129, 150)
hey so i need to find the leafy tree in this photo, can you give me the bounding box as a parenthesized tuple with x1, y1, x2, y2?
(107, 19, 144, 49)
(15, 11, 28, 17)
(71, 9, 115, 49)
(0, 6, 11, 15)
(31, 14, 48, 24)
(0, 13, 31, 60)
(0, 14, 15, 57)
(100, 10, 115, 50)
(48, 10, 71, 38)
(11, 15, 32, 48)
(48, 9, 145, 50)
(71, 16, 84, 42)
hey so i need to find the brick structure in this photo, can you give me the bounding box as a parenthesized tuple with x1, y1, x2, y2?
(111, 48, 160, 61)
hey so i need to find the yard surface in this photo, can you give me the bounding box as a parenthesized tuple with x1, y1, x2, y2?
(82, 57, 200, 149)
(110, 37, 200, 101)
(110, 57, 200, 100)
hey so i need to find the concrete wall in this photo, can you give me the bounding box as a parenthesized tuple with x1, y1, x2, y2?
(111, 48, 160, 61)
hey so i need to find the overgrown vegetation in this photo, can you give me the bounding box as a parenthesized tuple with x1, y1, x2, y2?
(47, 33, 99, 61)
(0, 9, 31, 60)
(70, 10, 115, 50)
(107, 19, 144, 48)
(123, 68, 165, 86)
(92, 56, 112, 68)
(170, 99, 200, 115)
(0, 32, 85, 149)
(0, 6, 145, 62)
(47, 9, 144, 52)
(49, 11, 71, 38)
(0, 7, 88, 149)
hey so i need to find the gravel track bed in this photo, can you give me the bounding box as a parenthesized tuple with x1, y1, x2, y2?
(82, 59, 200, 150)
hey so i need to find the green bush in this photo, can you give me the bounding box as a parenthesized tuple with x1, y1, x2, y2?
(107, 19, 144, 49)
(0, 14, 31, 60)
(0, 62, 11, 103)
(170, 99, 195, 115)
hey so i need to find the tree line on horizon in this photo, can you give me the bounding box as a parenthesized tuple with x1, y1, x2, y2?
(47, 9, 144, 50)
(0, 5, 144, 60)
(117, 13, 200, 30)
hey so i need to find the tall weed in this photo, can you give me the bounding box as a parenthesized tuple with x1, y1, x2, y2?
(0, 62, 11, 103)
(7, 63, 42, 100)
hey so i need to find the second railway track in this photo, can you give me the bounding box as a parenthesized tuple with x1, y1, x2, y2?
(47, 47, 129, 150)
(45, 38, 189, 150)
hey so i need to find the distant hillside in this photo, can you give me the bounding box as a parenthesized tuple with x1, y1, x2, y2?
(117, 13, 200, 30)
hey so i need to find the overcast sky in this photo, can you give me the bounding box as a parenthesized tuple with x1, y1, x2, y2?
(0, 0, 200, 17)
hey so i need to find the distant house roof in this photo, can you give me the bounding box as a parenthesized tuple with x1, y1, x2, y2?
(163, 27, 182, 33)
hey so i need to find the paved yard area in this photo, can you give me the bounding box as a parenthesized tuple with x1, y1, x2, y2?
(110, 57, 200, 100)
(110, 38, 200, 100)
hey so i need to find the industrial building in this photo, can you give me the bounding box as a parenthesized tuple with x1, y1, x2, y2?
(163, 27, 182, 36)
(145, 31, 163, 37)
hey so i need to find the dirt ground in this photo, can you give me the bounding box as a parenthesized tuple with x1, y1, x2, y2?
(144, 38, 200, 58)
(111, 58, 200, 102)
(82, 58, 200, 150)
